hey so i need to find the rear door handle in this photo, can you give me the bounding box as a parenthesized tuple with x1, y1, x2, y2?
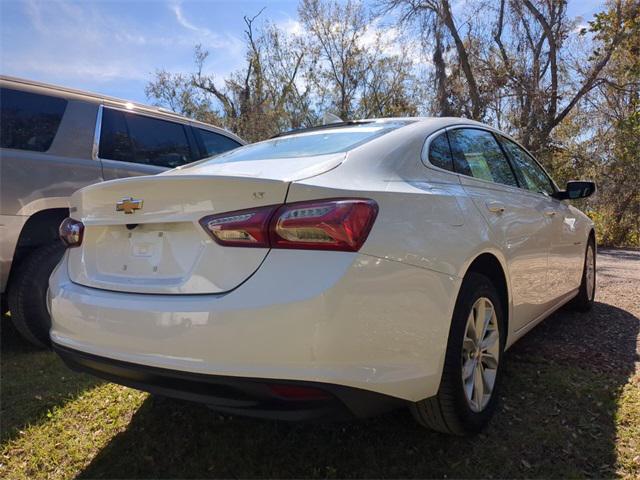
(486, 201, 506, 213)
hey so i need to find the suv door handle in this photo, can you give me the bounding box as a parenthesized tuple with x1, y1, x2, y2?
(544, 208, 557, 217)
(486, 201, 506, 213)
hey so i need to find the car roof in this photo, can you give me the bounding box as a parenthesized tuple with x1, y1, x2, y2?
(273, 117, 490, 138)
(0, 75, 244, 143)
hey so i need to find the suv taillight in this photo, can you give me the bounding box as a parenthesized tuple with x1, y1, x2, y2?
(59, 218, 84, 247)
(200, 198, 378, 252)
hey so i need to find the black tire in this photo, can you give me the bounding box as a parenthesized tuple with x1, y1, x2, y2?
(567, 237, 596, 312)
(7, 242, 66, 348)
(411, 272, 505, 435)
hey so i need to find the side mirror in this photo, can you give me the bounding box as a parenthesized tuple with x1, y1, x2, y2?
(553, 181, 596, 200)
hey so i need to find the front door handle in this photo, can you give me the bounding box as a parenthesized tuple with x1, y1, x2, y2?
(486, 201, 506, 213)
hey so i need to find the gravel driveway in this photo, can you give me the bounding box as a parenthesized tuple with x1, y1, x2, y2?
(511, 248, 640, 374)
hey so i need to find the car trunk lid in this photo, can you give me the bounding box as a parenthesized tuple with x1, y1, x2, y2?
(67, 174, 289, 294)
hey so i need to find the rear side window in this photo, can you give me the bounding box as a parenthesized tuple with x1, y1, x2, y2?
(99, 108, 134, 162)
(448, 128, 518, 188)
(196, 128, 241, 157)
(498, 136, 555, 196)
(427, 132, 454, 171)
(99, 108, 193, 168)
(0, 88, 67, 152)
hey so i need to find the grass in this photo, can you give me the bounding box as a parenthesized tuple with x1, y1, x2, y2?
(1, 251, 639, 479)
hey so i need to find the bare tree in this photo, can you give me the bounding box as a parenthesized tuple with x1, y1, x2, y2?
(299, 0, 418, 120)
(382, 0, 633, 154)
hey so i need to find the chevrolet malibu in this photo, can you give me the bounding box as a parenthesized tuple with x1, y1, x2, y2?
(49, 118, 596, 434)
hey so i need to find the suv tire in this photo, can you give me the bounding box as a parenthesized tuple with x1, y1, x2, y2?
(8, 242, 66, 348)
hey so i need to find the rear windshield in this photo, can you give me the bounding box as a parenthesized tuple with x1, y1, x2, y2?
(190, 121, 412, 166)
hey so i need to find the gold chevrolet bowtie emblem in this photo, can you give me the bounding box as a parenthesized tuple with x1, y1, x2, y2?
(116, 197, 143, 214)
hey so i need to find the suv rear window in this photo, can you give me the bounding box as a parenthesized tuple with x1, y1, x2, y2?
(197, 121, 412, 165)
(196, 128, 241, 157)
(99, 108, 194, 168)
(0, 88, 67, 152)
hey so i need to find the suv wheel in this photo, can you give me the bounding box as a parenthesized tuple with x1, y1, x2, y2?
(7, 242, 66, 348)
(411, 272, 505, 435)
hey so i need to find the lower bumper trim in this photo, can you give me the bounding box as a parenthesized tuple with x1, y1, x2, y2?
(53, 343, 408, 421)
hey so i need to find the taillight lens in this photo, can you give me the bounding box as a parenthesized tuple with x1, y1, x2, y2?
(198, 199, 378, 252)
(59, 218, 84, 248)
(270, 199, 378, 251)
(199, 205, 277, 247)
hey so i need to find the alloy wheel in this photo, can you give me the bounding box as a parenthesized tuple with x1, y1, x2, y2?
(461, 297, 500, 412)
(586, 244, 595, 301)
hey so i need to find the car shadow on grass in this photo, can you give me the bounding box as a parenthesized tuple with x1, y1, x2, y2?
(0, 317, 101, 444)
(79, 300, 639, 479)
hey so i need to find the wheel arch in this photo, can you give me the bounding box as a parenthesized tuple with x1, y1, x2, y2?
(461, 251, 511, 341)
(10, 208, 68, 274)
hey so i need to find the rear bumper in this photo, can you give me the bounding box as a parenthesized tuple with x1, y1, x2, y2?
(50, 249, 459, 402)
(54, 343, 406, 420)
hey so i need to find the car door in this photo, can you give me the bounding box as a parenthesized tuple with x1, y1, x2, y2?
(448, 128, 556, 330)
(97, 107, 197, 180)
(497, 136, 583, 300)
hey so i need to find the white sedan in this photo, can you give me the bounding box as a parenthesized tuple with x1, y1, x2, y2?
(50, 118, 596, 434)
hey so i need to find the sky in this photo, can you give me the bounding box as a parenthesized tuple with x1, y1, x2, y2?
(0, 0, 606, 105)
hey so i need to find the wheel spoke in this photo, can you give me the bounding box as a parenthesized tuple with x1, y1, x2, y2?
(482, 363, 497, 393)
(466, 312, 478, 343)
(481, 350, 499, 369)
(463, 337, 476, 352)
(462, 357, 475, 381)
(464, 367, 474, 400)
(480, 329, 499, 351)
(480, 302, 493, 340)
(473, 362, 484, 407)
(474, 301, 486, 338)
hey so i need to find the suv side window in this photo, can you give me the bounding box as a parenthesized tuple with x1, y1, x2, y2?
(99, 108, 134, 162)
(498, 136, 555, 196)
(99, 108, 193, 168)
(448, 128, 518, 188)
(426, 132, 454, 171)
(0, 88, 67, 152)
(196, 128, 241, 157)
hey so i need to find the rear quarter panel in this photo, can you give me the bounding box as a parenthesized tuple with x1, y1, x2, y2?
(286, 120, 518, 375)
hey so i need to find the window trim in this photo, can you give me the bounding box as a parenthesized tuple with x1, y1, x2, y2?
(91, 104, 103, 161)
(421, 124, 559, 196)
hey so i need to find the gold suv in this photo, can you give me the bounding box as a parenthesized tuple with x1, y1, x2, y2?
(0, 75, 244, 347)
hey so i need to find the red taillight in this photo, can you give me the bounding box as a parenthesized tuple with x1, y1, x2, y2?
(198, 199, 378, 252)
(270, 199, 378, 251)
(199, 205, 277, 247)
(59, 218, 84, 248)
